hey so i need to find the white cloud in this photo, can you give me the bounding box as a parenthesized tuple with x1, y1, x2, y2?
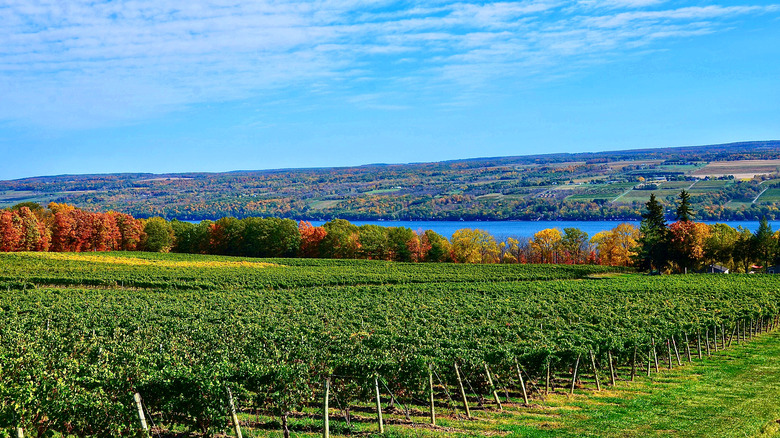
(0, 0, 776, 128)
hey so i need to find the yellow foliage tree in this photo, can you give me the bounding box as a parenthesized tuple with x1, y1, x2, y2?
(451, 228, 499, 263)
(591, 223, 639, 266)
(529, 228, 562, 264)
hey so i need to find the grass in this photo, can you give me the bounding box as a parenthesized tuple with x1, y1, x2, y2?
(508, 330, 780, 437)
(308, 199, 343, 210)
(220, 330, 780, 438)
(691, 179, 732, 189)
(365, 188, 402, 195)
(757, 188, 780, 203)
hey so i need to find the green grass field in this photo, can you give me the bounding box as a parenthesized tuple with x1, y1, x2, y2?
(757, 188, 780, 203)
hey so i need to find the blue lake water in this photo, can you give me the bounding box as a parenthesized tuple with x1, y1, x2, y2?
(184, 219, 780, 239)
(304, 220, 780, 239)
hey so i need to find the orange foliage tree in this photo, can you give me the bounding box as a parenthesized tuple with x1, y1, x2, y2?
(591, 223, 639, 266)
(0, 210, 21, 251)
(669, 220, 711, 272)
(298, 221, 327, 258)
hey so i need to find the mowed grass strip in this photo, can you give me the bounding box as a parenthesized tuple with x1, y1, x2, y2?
(499, 331, 780, 438)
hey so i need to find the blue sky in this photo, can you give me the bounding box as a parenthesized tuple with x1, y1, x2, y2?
(1, 0, 778, 180)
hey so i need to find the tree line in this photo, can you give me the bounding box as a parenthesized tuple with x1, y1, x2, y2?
(1, 197, 778, 272)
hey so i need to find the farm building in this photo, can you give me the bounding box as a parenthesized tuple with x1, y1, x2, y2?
(707, 264, 729, 274)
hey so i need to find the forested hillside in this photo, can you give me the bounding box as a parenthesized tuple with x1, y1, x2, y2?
(1, 140, 779, 221)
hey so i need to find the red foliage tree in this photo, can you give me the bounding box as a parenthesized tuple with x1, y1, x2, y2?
(111, 212, 143, 251)
(49, 203, 78, 252)
(0, 210, 21, 251)
(298, 221, 327, 258)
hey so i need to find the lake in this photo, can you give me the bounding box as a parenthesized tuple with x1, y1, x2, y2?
(304, 220, 780, 239)
(184, 218, 780, 239)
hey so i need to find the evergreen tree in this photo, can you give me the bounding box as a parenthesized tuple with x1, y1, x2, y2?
(637, 193, 669, 271)
(753, 216, 775, 271)
(675, 190, 693, 222)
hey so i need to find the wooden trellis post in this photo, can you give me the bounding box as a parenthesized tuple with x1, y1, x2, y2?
(713, 326, 719, 352)
(608, 351, 616, 386)
(227, 387, 243, 438)
(133, 393, 150, 437)
(672, 337, 682, 366)
(570, 355, 581, 395)
(323, 377, 330, 438)
(684, 333, 692, 363)
(374, 376, 384, 434)
(454, 362, 471, 418)
(514, 358, 529, 405)
(697, 329, 703, 359)
(429, 364, 436, 426)
(484, 364, 503, 410)
(652, 338, 659, 372)
(646, 345, 652, 377)
(589, 350, 601, 391)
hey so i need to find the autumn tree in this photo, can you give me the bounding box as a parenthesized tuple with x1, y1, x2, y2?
(668, 220, 711, 273)
(422, 230, 450, 262)
(408, 230, 431, 262)
(112, 212, 144, 251)
(209, 217, 245, 255)
(0, 210, 21, 251)
(49, 203, 78, 251)
(591, 223, 639, 266)
(298, 221, 327, 258)
(529, 228, 562, 264)
(500, 237, 521, 263)
(15, 206, 49, 251)
(321, 219, 360, 259)
(450, 228, 499, 263)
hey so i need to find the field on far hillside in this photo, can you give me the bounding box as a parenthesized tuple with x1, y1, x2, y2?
(2, 252, 780, 437)
(2, 141, 779, 221)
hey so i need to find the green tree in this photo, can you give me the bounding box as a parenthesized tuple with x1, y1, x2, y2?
(704, 223, 738, 270)
(387, 226, 416, 262)
(423, 230, 451, 262)
(171, 220, 212, 254)
(321, 219, 359, 259)
(142, 217, 174, 252)
(675, 190, 693, 222)
(242, 217, 301, 258)
(357, 224, 389, 260)
(753, 216, 776, 271)
(733, 226, 756, 273)
(637, 193, 669, 271)
(561, 228, 589, 264)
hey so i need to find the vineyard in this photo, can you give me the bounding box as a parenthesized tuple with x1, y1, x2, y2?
(2, 252, 780, 437)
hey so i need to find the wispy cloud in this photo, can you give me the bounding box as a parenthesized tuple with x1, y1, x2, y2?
(0, 0, 776, 128)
